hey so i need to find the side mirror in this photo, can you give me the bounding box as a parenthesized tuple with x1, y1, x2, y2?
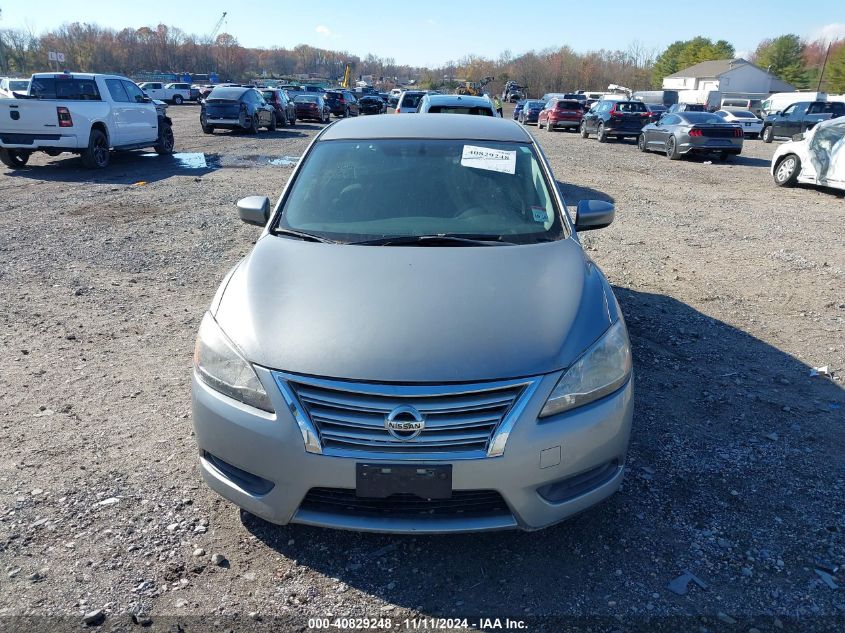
(575, 199, 615, 231)
(775, 111, 782, 116)
(237, 196, 271, 226)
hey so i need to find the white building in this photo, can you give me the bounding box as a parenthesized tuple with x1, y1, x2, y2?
(662, 58, 794, 95)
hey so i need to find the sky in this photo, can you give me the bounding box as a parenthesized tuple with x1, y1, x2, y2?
(2, 1, 844, 68)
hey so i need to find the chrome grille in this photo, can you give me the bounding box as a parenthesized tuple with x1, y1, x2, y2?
(272, 372, 539, 458)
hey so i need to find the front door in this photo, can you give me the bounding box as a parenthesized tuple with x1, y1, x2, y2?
(122, 81, 159, 144)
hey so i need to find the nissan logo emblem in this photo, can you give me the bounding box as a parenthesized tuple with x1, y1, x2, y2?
(385, 405, 425, 441)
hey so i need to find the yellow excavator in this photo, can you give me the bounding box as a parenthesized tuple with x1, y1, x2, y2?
(456, 76, 494, 96)
(341, 64, 351, 89)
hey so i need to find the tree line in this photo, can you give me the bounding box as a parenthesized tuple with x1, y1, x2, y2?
(0, 20, 843, 94)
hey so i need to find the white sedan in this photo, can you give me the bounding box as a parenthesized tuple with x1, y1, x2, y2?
(714, 109, 763, 138)
(771, 116, 845, 191)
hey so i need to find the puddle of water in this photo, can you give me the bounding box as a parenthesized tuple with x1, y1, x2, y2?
(138, 153, 299, 170)
(215, 154, 300, 168)
(141, 152, 208, 169)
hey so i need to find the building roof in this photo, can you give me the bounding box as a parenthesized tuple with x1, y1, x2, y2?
(320, 113, 532, 143)
(665, 58, 753, 79)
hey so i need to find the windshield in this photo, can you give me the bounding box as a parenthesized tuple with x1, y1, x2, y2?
(526, 101, 545, 108)
(260, 90, 276, 100)
(400, 93, 424, 108)
(277, 139, 564, 244)
(730, 110, 757, 118)
(208, 87, 245, 101)
(295, 95, 319, 103)
(681, 113, 724, 124)
(428, 106, 494, 115)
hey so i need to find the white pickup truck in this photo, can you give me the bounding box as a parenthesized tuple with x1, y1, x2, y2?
(0, 72, 174, 169)
(138, 82, 192, 104)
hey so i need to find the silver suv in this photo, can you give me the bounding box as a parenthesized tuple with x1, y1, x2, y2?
(192, 115, 633, 533)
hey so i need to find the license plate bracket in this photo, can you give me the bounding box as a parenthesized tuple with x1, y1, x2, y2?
(356, 464, 452, 499)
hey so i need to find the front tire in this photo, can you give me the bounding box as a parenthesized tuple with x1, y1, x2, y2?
(761, 126, 773, 143)
(173, 95, 184, 105)
(546, 119, 554, 132)
(248, 113, 260, 134)
(580, 121, 589, 138)
(773, 154, 801, 187)
(0, 148, 30, 169)
(154, 121, 175, 155)
(637, 133, 647, 152)
(268, 113, 277, 131)
(81, 129, 109, 169)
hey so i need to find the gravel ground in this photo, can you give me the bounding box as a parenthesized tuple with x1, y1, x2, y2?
(1, 103, 844, 633)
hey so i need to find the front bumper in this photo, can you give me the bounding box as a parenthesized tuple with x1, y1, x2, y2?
(192, 366, 633, 533)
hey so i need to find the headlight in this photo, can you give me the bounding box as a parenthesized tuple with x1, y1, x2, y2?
(193, 312, 274, 413)
(539, 320, 632, 417)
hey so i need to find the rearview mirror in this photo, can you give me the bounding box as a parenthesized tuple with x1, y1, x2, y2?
(237, 196, 271, 226)
(575, 200, 615, 231)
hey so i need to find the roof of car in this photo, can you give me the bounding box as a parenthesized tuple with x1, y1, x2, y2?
(424, 94, 492, 106)
(320, 114, 533, 142)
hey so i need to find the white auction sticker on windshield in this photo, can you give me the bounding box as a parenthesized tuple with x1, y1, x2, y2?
(461, 145, 516, 174)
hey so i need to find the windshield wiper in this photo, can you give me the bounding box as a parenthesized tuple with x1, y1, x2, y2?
(353, 234, 516, 246)
(273, 228, 334, 243)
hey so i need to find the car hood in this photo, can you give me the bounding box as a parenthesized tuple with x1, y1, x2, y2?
(214, 237, 616, 383)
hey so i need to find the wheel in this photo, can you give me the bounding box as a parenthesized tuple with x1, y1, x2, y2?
(289, 114, 295, 126)
(173, 95, 183, 105)
(666, 135, 681, 160)
(154, 121, 175, 155)
(248, 113, 260, 134)
(81, 129, 109, 169)
(718, 151, 729, 162)
(546, 119, 554, 132)
(278, 112, 286, 127)
(323, 112, 330, 124)
(344, 107, 350, 118)
(202, 125, 215, 134)
(596, 123, 607, 143)
(538, 117, 544, 129)
(519, 113, 525, 125)
(0, 148, 30, 169)
(580, 121, 589, 138)
(637, 133, 647, 152)
(268, 113, 277, 131)
(773, 154, 801, 187)
(761, 126, 773, 143)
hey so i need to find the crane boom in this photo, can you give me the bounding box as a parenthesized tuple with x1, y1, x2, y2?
(210, 12, 227, 40)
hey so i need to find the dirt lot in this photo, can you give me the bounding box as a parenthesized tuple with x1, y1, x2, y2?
(1, 103, 844, 632)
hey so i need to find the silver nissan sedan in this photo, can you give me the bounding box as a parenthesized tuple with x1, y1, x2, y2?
(192, 115, 633, 533)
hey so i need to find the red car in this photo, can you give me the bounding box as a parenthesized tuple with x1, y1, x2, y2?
(538, 99, 585, 132)
(293, 94, 331, 123)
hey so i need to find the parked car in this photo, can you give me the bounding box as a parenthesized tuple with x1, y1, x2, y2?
(761, 101, 845, 143)
(261, 88, 296, 126)
(0, 72, 173, 170)
(538, 98, 584, 132)
(644, 103, 668, 122)
(325, 90, 359, 118)
(192, 114, 632, 533)
(200, 86, 276, 134)
(512, 99, 527, 120)
(168, 82, 200, 101)
(138, 82, 191, 105)
(721, 97, 764, 118)
(518, 99, 546, 125)
(580, 100, 651, 142)
(0, 77, 29, 98)
(395, 90, 426, 114)
(293, 94, 331, 123)
(417, 94, 496, 116)
(638, 111, 743, 160)
(358, 95, 387, 115)
(714, 109, 763, 138)
(770, 116, 845, 190)
(667, 103, 706, 114)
